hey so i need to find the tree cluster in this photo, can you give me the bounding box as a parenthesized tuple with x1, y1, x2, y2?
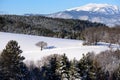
(83, 26, 120, 47)
(27, 51, 120, 80)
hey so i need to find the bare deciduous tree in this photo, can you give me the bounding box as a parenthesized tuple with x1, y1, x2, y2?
(95, 50, 120, 74)
(83, 27, 102, 45)
(36, 41, 47, 51)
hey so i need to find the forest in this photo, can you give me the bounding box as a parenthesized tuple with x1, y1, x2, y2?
(0, 15, 107, 39)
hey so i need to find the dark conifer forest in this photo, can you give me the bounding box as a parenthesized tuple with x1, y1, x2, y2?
(0, 15, 107, 39)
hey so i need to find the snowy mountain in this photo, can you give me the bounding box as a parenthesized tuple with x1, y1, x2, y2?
(66, 3, 120, 14)
(47, 3, 120, 26)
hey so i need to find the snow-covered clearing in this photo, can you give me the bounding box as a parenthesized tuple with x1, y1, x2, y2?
(0, 32, 113, 61)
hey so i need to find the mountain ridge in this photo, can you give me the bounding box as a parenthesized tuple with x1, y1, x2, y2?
(47, 3, 120, 26)
(66, 3, 120, 14)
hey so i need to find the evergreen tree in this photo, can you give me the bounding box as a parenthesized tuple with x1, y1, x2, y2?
(47, 56, 61, 80)
(77, 53, 97, 80)
(59, 54, 71, 80)
(0, 40, 27, 80)
(0, 64, 4, 80)
(39, 64, 47, 80)
(69, 59, 78, 80)
(19, 63, 30, 80)
(41, 55, 61, 80)
(30, 67, 41, 80)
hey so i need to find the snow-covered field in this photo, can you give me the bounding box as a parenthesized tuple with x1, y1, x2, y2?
(0, 32, 111, 61)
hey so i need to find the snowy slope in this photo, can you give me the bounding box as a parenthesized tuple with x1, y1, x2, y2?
(47, 3, 120, 26)
(66, 3, 120, 14)
(0, 32, 110, 61)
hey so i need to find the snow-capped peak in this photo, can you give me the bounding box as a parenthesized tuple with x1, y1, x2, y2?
(66, 3, 120, 14)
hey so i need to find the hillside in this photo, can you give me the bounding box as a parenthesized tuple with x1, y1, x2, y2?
(0, 15, 107, 39)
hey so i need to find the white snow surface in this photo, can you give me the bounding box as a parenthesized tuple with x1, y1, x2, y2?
(0, 32, 110, 61)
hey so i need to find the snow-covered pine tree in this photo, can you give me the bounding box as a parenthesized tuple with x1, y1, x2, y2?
(69, 59, 79, 80)
(47, 56, 61, 80)
(59, 54, 71, 80)
(77, 53, 97, 80)
(41, 55, 61, 80)
(0, 40, 27, 80)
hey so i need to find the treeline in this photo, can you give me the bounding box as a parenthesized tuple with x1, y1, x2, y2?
(0, 40, 120, 80)
(0, 15, 107, 39)
(83, 26, 120, 46)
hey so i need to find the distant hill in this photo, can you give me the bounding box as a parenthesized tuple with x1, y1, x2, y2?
(0, 15, 107, 39)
